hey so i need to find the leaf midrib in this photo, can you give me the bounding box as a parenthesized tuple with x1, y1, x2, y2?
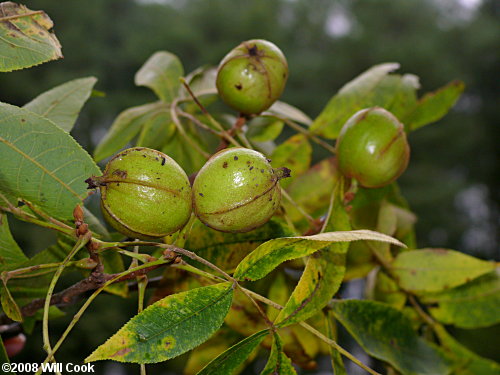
(136, 285, 232, 344)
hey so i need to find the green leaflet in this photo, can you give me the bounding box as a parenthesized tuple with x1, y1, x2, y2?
(260, 333, 297, 375)
(247, 116, 284, 143)
(403, 80, 465, 131)
(23, 77, 97, 132)
(271, 133, 312, 188)
(1, 280, 22, 322)
(0, 103, 101, 221)
(93, 101, 165, 162)
(331, 299, 450, 375)
(197, 329, 269, 375)
(234, 230, 404, 282)
(186, 218, 294, 273)
(309, 63, 401, 139)
(134, 51, 184, 102)
(136, 108, 174, 149)
(275, 245, 346, 327)
(86, 282, 234, 364)
(0, 213, 28, 272)
(434, 324, 500, 375)
(0, 2, 62, 72)
(420, 270, 500, 328)
(391, 249, 496, 293)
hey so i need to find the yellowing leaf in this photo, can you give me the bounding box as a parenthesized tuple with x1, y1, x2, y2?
(234, 230, 404, 282)
(421, 270, 500, 328)
(271, 134, 312, 188)
(86, 283, 234, 364)
(391, 249, 496, 293)
(0, 2, 62, 71)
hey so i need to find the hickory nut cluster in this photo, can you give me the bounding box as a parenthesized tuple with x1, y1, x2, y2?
(86, 40, 411, 239)
(86, 147, 289, 239)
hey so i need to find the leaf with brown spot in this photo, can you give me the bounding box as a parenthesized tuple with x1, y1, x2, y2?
(86, 283, 233, 364)
(0, 2, 62, 72)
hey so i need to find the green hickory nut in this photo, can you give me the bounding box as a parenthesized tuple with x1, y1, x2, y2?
(86, 147, 192, 240)
(192, 148, 291, 233)
(216, 39, 289, 115)
(336, 107, 410, 188)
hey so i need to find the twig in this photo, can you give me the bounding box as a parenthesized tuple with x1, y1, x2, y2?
(281, 188, 316, 225)
(320, 179, 344, 233)
(169, 99, 211, 159)
(39, 257, 175, 370)
(180, 78, 241, 145)
(280, 117, 336, 154)
(42, 232, 91, 370)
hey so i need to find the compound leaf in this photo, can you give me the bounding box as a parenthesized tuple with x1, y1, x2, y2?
(24, 77, 97, 132)
(331, 299, 450, 375)
(0, 2, 62, 72)
(86, 283, 234, 364)
(0, 103, 101, 220)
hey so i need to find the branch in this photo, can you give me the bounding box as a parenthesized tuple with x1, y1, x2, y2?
(0, 259, 173, 325)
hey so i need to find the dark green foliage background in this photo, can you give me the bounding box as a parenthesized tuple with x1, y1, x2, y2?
(1, 0, 498, 373)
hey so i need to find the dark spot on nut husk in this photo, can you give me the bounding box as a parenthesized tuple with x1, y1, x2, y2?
(223, 162, 228, 168)
(235, 83, 242, 90)
(267, 158, 272, 163)
(161, 157, 166, 166)
(234, 156, 238, 161)
(249, 166, 254, 170)
(21, 118, 26, 123)
(248, 45, 258, 56)
(261, 169, 264, 173)
(199, 193, 204, 197)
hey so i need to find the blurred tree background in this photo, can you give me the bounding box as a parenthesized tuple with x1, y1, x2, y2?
(1, 0, 498, 373)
